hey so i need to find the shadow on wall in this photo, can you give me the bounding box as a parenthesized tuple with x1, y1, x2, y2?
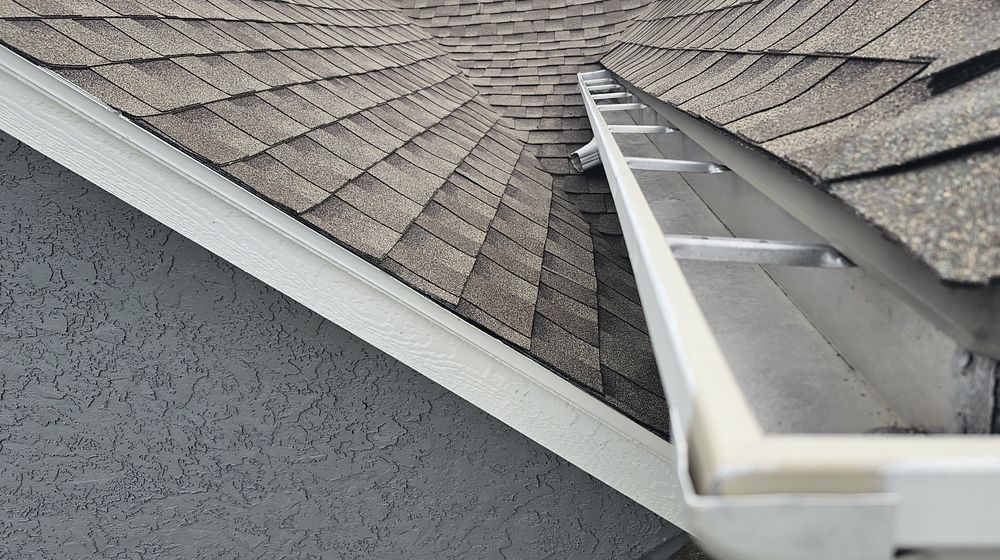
(0, 130, 679, 558)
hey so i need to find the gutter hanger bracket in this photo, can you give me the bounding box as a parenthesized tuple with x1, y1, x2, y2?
(665, 235, 855, 268)
(626, 156, 729, 174)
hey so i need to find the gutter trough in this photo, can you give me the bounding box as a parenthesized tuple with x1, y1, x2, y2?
(576, 68, 1000, 560)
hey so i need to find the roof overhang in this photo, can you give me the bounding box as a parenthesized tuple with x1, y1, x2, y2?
(0, 45, 689, 532)
(577, 68, 1000, 559)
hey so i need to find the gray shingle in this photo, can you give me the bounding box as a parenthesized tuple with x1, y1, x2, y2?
(536, 284, 599, 346)
(109, 17, 210, 57)
(461, 256, 538, 337)
(413, 202, 487, 257)
(334, 173, 423, 233)
(145, 107, 266, 164)
(308, 123, 387, 169)
(0, 19, 106, 66)
(174, 55, 269, 96)
(209, 95, 309, 145)
(831, 147, 1000, 283)
(600, 309, 661, 395)
(95, 60, 227, 111)
(369, 153, 445, 205)
(47, 18, 158, 62)
(303, 197, 400, 259)
(224, 153, 329, 213)
(479, 228, 543, 284)
(60, 69, 157, 116)
(269, 137, 361, 192)
(386, 225, 476, 298)
(729, 60, 921, 142)
(530, 314, 601, 391)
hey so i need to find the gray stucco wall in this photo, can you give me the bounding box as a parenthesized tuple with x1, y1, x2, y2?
(0, 130, 678, 559)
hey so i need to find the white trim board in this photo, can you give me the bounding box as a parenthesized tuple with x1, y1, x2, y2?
(0, 47, 689, 531)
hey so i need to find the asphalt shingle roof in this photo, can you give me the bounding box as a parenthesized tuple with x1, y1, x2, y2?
(0, 0, 669, 436)
(603, 0, 1000, 284)
(398, 0, 671, 432)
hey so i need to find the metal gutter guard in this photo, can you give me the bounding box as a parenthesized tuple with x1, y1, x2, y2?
(576, 69, 1000, 560)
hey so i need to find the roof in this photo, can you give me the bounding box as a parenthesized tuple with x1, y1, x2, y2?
(602, 0, 1000, 284)
(0, 0, 668, 435)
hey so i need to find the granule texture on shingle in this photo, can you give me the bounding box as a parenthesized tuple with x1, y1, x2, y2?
(831, 147, 1000, 283)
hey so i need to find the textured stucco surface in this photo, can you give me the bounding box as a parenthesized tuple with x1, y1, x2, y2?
(0, 130, 678, 559)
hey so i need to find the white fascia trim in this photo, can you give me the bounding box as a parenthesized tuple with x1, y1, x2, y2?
(0, 47, 688, 531)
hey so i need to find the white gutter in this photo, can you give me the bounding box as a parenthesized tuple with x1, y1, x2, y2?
(577, 69, 1000, 559)
(0, 45, 689, 531)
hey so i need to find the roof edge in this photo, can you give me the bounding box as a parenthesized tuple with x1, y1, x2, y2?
(0, 45, 688, 530)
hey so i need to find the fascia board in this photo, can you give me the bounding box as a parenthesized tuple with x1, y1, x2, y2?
(0, 46, 690, 531)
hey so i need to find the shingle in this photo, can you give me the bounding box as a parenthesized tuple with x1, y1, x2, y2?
(290, 82, 357, 119)
(413, 202, 487, 257)
(386, 259, 462, 306)
(208, 95, 309, 145)
(543, 252, 597, 292)
(269, 136, 361, 193)
(460, 256, 538, 337)
(341, 114, 408, 153)
(145, 107, 266, 164)
(703, 56, 843, 124)
(59, 69, 157, 116)
(258, 88, 332, 129)
(602, 369, 670, 433)
(95, 60, 227, 111)
(431, 180, 498, 231)
(13, 0, 116, 16)
(212, 20, 283, 50)
(768, 0, 856, 52)
(825, 68, 1000, 178)
(0, 20, 106, 67)
(530, 314, 601, 391)
(681, 54, 803, 113)
(729, 60, 921, 142)
(46, 18, 157, 62)
(479, 228, 543, 284)
(830, 147, 1000, 284)
(303, 197, 400, 259)
(334, 174, 423, 233)
(308, 123, 387, 169)
(457, 300, 532, 348)
(128, 0, 197, 17)
(224, 153, 328, 213)
(398, 143, 459, 179)
(369, 154, 445, 205)
(173, 55, 269, 96)
(598, 281, 648, 334)
(0, 0, 35, 16)
(109, 18, 210, 57)
(223, 52, 308, 87)
(793, 0, 928, 55)
(545, 227, 595, 274)
(762, 80, 928, 172)
(491, 203, 548, 256)
(540, 268, 598, 309)
(164, 19, 246, 52)
(536, 283, 599, 346)
(386, 225, 476, 298)
(600, 310, 661, 395)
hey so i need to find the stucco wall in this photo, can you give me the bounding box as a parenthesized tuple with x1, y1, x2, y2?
(0, 130, 679, 559)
